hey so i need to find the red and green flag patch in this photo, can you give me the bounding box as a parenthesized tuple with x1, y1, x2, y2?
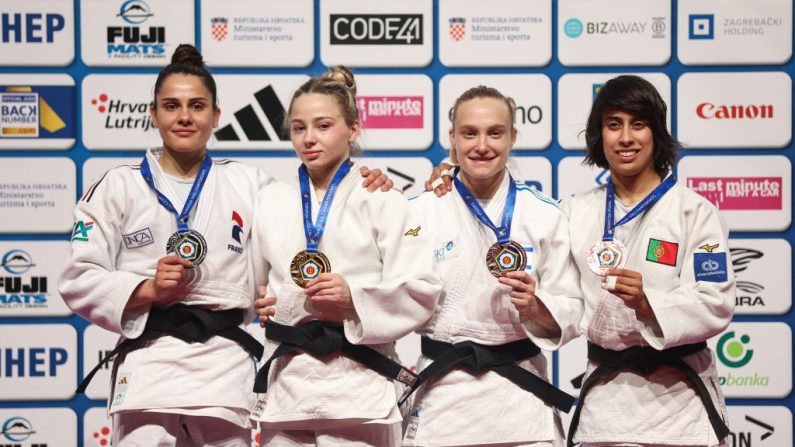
(646, 238, 678, 266)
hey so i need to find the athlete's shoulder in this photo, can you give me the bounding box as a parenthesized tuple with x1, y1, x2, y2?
(79, 162, 142, 204)
(515, 182, 561, 210)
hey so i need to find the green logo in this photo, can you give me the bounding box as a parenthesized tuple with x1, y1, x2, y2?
(71, 220, 94, 242)
(716, 331, 754, 368)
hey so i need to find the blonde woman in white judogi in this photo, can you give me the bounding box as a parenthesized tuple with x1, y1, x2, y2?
(404, 87, 583, 447)
(250, 66, 442, 447)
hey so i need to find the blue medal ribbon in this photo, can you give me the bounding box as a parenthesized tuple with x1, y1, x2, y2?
(603, 174, 676, 241)
(140, 152, 212, 233)
(453, 168, 516, 244)
(298, 159, 351, 254)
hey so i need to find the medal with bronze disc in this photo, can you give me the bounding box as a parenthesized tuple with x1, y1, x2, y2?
(453, 169, 526, 279)
(290, 160, 350, 287)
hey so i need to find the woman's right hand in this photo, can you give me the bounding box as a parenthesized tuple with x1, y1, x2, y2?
(255, 285, 277, 327)
(129, 255, 193, 308)
(424, 162, 454, 197)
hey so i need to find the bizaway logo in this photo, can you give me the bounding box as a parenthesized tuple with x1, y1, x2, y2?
(687, 177, 782, 211)
(107, 0, 165, 58)
(731, 248, 766, 308)
(90, 93, 154, 132)
(215, 85, 288, 142)
(717, 331, 769, 388)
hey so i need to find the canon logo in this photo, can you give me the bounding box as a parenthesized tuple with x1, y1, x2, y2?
(696, 103, 774, 119)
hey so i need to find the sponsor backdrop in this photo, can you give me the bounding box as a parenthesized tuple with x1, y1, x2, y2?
(0, 0, 793, 445)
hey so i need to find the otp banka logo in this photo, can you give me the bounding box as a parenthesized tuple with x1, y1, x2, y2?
(1, 416, 36, 443)
(107, 0, 165, 58)
(717, 331, 753, 368)
(0, 249, 48, 309)
(689, 14, 714, 40)
(0, 12, 65, 44)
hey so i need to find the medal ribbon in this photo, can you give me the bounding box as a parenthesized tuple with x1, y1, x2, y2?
(298, 159, 351, 254)
(453, 168, 516, 244)
(603, 174, 676, 241)
(140, 152, 212, 233)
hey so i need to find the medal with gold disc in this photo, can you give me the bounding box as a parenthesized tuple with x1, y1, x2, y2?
(290, 160, 350, 287)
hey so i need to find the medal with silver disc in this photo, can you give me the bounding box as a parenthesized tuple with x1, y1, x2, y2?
(592, 174, 678, 276)
(291, 160, 350, 288)
(139, 151, 213, 268)
(586, 239, 626, 276)
(453, 169, 526, 279)
(166, 229, 208, 266)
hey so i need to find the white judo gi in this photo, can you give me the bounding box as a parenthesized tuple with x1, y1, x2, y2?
(403, 172, 584, 447)
(250, 162, 442, 444)
(59, 148, 272, 436)
(563, 180, 735, 446)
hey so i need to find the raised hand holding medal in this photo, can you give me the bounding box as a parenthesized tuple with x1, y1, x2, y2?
(453, 168, 527, 278)
(290, 160, 350, 288)
(140, 152, 211, 267)
(587, 174, 677, 276)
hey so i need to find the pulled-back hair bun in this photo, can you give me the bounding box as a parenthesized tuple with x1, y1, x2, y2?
(322, 65, 357, 97)
(153, 43, 218, 108)
(170, 43, 204, 67)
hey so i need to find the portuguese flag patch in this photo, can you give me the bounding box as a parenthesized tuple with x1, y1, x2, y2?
(646, 238, 678, 266)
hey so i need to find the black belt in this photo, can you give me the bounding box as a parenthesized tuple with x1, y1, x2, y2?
(253, 320, 417, 393)
(398, 336, 575, 413)
(566, 341, 730, 447)
(76, 304, 264, 394)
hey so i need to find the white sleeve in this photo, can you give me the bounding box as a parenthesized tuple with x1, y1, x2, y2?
(344, 192, 443, 345)
(57, 174, 151, 338)
(524, 207, 584, 350)
(248, 190, 272, 323)
(640, 202, 735, 349)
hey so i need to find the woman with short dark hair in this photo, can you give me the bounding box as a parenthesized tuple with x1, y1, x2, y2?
(564, 75, 735, 447)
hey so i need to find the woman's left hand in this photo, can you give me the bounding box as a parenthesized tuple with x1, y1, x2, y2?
(359, 166, 394, 192)
(305, 273, 355, 320)
(498, 271, 560, 335)
(602, 268, 655, 318)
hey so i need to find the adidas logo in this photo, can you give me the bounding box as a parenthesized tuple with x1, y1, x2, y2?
(215, 85, 289, 142)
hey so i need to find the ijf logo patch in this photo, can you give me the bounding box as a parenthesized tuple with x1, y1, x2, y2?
(694, 252, 728, 283)
(646, 238, 678, 266)
(123, 228, 153, 249)
(71, 221, 94, 242)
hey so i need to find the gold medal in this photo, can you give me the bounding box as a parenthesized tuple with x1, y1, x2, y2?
(486, 241, 527, 278)
(290, 250, 331, 288)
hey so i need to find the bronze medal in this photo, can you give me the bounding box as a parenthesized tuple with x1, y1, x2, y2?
(486, 240, 527, 278)
(290, 250, 331, 288)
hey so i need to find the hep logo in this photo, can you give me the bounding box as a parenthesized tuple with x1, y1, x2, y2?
(91, 94, 109, 113)
(701, 259, 720, 271)
(717, 331, 754, 368)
